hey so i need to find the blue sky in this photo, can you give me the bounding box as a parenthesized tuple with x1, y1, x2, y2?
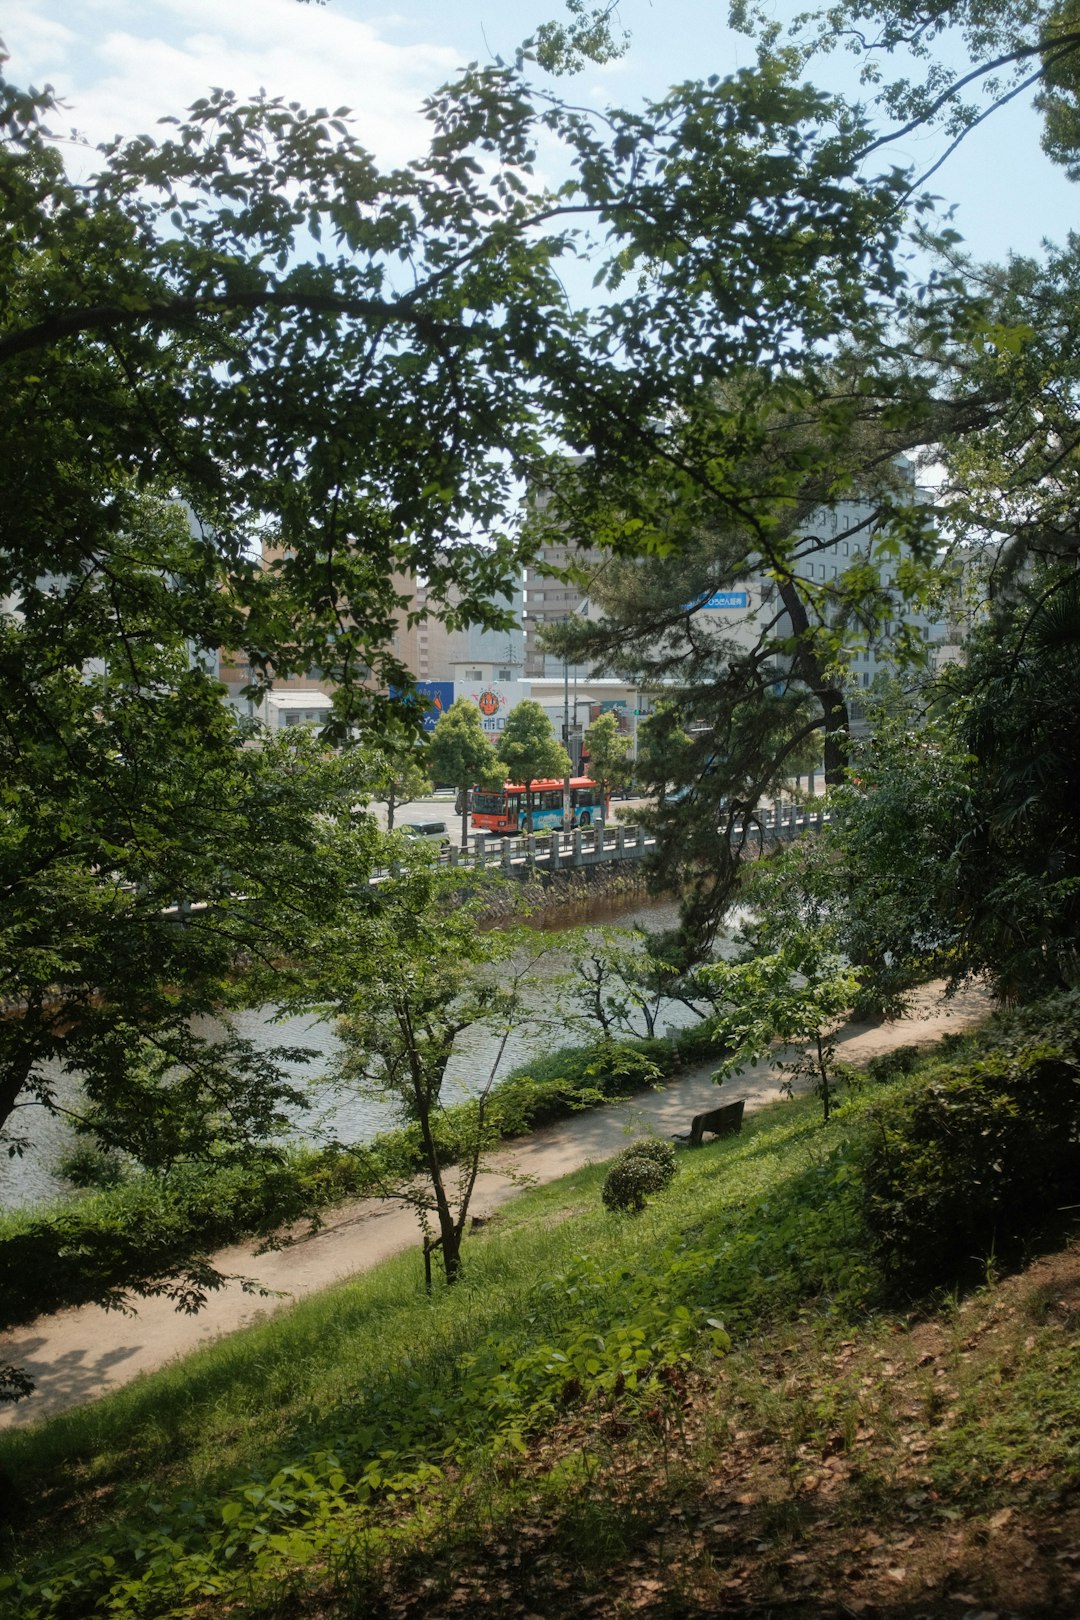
(3, 0, 1074, 264)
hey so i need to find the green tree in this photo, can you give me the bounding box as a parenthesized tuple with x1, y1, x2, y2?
(582, 710, 632, 806)
(826, 574, 1080, 1004)
(0, 510, 370, 1167)
(532, 0, 629, 72)
(6, 0, 1075, 1368)
(703, 939, 860, 1125)
(748, 0, 1080, 182)
(0, 47, 918, 1373)
(559, 926, 679, 1040)
(428, 700, 505, 848)
(316, 856, 533, 1286)
(346, 730, 432, 831)
(496, 701, 571, 832)
(0, 693, 378, 1398)
(542, 394, 946, 945)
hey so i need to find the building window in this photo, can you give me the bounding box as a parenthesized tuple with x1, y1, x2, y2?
(464, 668, 483, 681)
(496, 667, 512, 682)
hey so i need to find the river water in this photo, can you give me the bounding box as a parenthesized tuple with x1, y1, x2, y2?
(2, 892, 719, 1212)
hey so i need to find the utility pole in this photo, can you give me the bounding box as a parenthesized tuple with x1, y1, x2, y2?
(562, 649, 572, 830)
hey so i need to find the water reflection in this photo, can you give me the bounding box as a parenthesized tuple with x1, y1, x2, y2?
(1, 890, 710, 1210)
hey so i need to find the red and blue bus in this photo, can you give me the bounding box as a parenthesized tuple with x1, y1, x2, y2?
(469, 777, 608, 835)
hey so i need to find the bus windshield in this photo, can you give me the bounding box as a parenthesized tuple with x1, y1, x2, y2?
(471, 791, 505, 814)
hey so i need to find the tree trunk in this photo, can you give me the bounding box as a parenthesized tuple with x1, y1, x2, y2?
(439, 1217, 463, 1285)
(777, 576, 851, 786)
(0, 1043, 39, 1139)
(414, 1079, 466, 1286)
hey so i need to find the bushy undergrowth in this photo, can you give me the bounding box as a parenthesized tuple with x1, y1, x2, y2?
(601, 1138, 677, 1212)
(859, 992, 1080, 1291)
(0, 1023, 730, 1333)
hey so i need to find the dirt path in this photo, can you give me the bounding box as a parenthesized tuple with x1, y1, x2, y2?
(0, 980, 993, 1429)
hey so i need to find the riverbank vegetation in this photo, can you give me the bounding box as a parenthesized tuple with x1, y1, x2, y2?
(0, 1001, 730, 1333)
(1, 994, 1078, 1617)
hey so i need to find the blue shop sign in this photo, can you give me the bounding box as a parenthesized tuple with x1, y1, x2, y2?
(391, 681, 456, 731)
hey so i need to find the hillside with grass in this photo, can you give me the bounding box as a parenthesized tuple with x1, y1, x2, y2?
(1, 995, 1078, 1619)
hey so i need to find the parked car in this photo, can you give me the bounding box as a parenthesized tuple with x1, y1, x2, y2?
(399, 820, 451, 846)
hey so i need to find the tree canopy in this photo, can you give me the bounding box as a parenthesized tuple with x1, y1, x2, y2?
(496, 702, 571, 830)
(428, 700, 505, 847)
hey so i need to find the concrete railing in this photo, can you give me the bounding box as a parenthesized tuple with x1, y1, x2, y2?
(367, 805, 829, 885)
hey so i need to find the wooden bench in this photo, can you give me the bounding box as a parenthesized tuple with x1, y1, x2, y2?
(671, 1098, 745, 1148)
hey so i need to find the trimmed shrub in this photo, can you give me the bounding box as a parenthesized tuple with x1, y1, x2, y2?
(863, 1043, 925, 1084)
(601, 1138, 677, 1213)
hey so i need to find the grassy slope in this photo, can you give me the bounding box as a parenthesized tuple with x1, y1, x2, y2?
(1, 1052, 1079, 1618)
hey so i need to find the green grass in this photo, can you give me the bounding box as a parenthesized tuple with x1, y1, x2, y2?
(0, 1094, 857, 1568)
(3, 1012, 1076, 1619)
(0, 1022, 731, 1332)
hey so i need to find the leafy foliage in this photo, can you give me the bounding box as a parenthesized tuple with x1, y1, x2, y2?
(304, 853, 540, 1285)
(581, 710, 632, 803)
(559, 925, 687, 1041)
(495, 700, 571, 831)
(860, 994, 1080, 1291)
(342, 732, 432, 832)
(3, 1093, 882, 1618)
(734, 0, 1080, 185)
(0, 1016, 731, 1344)
(703, 876, 861, 1122)
(818, 570, 1080, 1004)
(427, 699, 504, 847)
(601, 1137, 677, 1212)
(531, 1, 630, 74)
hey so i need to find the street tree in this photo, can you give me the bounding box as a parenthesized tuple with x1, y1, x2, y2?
(496, 701, 572, 832)
(346, 730, 432, 831)
(582, 710, 633, 806)
(428, 700, 506, 848)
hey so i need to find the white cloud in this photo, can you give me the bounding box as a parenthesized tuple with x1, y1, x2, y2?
(3, 0, 464, 168)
